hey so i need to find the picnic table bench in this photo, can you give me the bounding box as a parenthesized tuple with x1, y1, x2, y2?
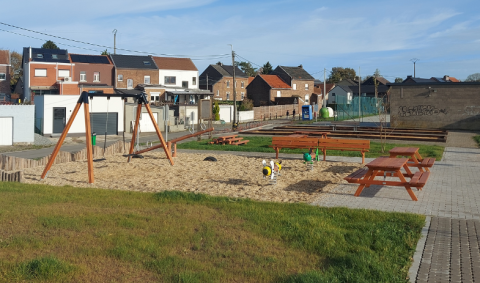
(210, 135, 249, 146)
(270, 137, 370, 163)
(389, 147, 435, 172)
(293, 131, 330, 139)
(345, 157, 430, 201)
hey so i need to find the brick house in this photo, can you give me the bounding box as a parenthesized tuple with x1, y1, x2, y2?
(311, 83, 335, 106)
(22, 47, 77, 101)
(199, 63, 248, 101)
(248, 65, 315, 106)
(110, 54, 159, 91)
(246, 75, 292, 106)
(0, 50, 11, 102)
(69, 54, 115, 94)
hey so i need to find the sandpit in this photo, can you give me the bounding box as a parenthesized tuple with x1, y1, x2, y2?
(23, 153, 363, 203)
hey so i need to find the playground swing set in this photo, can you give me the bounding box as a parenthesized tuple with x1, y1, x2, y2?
(40, 91, 174, 184)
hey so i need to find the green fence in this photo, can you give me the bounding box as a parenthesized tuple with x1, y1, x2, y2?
(334, 96, 382, 121)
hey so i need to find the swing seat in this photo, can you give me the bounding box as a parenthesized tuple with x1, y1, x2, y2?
(123, 154, 144, 159)
(93, 158, 106, 162)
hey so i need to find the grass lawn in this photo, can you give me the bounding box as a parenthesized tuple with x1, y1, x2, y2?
(0, 183, 424, 282)
(474, 135, 480, 147)
(178, 136, 445, 160)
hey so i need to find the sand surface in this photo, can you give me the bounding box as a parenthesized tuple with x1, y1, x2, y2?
(23, 153, 363, 203)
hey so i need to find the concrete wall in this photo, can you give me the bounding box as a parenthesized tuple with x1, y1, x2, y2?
(0, 105, 35, 143)
(219, 105, 233, 122)
(238, 110, 254, 122)
(36, 95, 124, 135)
(390, 83, 480, 130)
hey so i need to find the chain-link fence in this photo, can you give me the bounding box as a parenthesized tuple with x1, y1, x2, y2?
(334, 96, 382, 121)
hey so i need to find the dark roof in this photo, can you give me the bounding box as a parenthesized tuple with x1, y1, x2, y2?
(23, 47, 70, 63)
(152, 56, 197, 71)
(212, 64, 247, 78)
(110, 54, 158, 69)
(115, 88, 143, 95)
(331, 85, 353, 93)
(70, 54, 111, 64)
(337, 78, 359, 86)
(348, 85, 389, 94)
(402, 76, 436, 83)
(278, 66, 314, 80)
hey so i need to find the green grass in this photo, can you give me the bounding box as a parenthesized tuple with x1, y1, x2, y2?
(178, 136, 445, 160)
(474, 135, 480, 147)
(0, 183, 424, 282)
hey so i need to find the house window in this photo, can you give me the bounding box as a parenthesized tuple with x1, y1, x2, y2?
(182, 81, 188, 88)
(293, 84, 296, 90)
(165, 76, 176, 85)
(192, 77, 196, 85)
(305, 84, 309, 90)
(144, 76, 150, 84)
(241, 81, 244, 88)
(80, 71, 86, 81)
(143, 61, 151, 66)
(127, 79, 133, 89)
(241, 92, 245, 100)
(36, 54, 43, 59)
(226, 92, 230, 100)
(52, 54, 58, 59)
(217, 90, 219, 96)
(93, 72, 100, 82)
(34, 69, 47, 77)
(118, 74, 123, 81)
(277, 91, 281, 97)
(332, 93, 335, 96)
(226, 80, 230, 88)
(58, 70, 70, 78)
(305, 95, 309, 103)
(0, 73, 5, 80)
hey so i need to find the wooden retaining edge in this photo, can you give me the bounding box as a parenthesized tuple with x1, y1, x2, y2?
(0, 170, 23, 182)
(0, 141, 131, 172)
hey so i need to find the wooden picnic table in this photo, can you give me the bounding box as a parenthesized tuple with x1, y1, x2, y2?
(389, 147, 435, 172)
(288, 134, 308, 138)
(293, 131, 330, 139)
(210, 134, 249, 146)
(345, 157, 430, 201)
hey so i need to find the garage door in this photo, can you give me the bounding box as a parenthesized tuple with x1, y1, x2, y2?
(90, 113, 118, 135)
(0, 117, 13, 145)
(139, 112, 158, 132)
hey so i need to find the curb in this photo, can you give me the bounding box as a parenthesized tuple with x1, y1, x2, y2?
(408, 215, 431, 283)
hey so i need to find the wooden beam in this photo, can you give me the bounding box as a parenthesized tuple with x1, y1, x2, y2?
(128, 103, 142, 162)
(144, 103, 174, 166)
(41, 102, 82, 180)
(84, 101, 94, 183)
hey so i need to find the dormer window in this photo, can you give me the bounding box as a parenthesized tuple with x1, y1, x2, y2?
(36, 54, 43, 59)
(52, 54, 58, 59)
(143, 61, 151, 66)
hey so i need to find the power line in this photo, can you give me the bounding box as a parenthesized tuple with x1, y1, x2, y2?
(234, 53, 263, 68)
(0, 21, 230, 58)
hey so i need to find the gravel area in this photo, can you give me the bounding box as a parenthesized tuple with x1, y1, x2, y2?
(33, 133, 56, 146)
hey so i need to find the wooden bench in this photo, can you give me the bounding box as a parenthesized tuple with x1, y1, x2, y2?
(318, 138, 370, 164)
(331, 121, 360, 131)
(345, 169, 369, 182)
(420, 158, 435, 168)
(409, 171, 430, 188)
(270, 137, 320, 159)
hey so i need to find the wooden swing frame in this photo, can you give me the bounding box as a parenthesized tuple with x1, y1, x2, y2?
(40, 91, 174, 184)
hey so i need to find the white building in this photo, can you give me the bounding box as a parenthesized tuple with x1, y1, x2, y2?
(152, 57, 199, 90)
(328, 85, 353, 104)
(0, 105, 35, 145)
(35, 95, 124, 136)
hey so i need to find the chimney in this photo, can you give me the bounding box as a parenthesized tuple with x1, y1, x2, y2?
(298, 64, 303, 68)
(217, 62, 223, 66)
(444, 75, 449, 81)
(407, 75, 412, 79)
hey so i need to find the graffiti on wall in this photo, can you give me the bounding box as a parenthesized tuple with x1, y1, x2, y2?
(398, 105, 448, 117)
(461, 106, 480, 116)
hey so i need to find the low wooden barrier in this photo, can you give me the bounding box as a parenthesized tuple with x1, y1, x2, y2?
(0, 141, 131, 180)
(0, 170, 23, 182)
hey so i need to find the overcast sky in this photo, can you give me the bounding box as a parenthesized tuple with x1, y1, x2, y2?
(1, 0, 479, 81)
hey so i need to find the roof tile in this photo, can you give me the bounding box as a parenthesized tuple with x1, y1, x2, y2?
(260, 75, 291, 89)
(152, 56, 197, 71)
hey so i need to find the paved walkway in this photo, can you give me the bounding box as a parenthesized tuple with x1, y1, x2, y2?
(312, 147, 480, 282)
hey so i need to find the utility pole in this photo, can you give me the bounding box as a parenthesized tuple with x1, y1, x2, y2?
(112, 29, 117, 54)
(323, 68, 326, 108)
(411, 58, 419, 77)
(229, 44, 237, 129)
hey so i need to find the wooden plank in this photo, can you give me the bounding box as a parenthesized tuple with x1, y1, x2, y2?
(232, 140, 249, 145)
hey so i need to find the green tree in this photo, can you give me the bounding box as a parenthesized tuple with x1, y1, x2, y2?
(327, 67, 357, 83)
(9, 51, 23, 87)
(261, 61, 273, 74)
(236, 61, 256, 77)
(213, 100, 220, 121)
(41, 40, 59, 49)
(373, 68, 381, 78)
(101, 49, 109, 55)
(465, 73, 480, 82)
(394, 77, 403, 83)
